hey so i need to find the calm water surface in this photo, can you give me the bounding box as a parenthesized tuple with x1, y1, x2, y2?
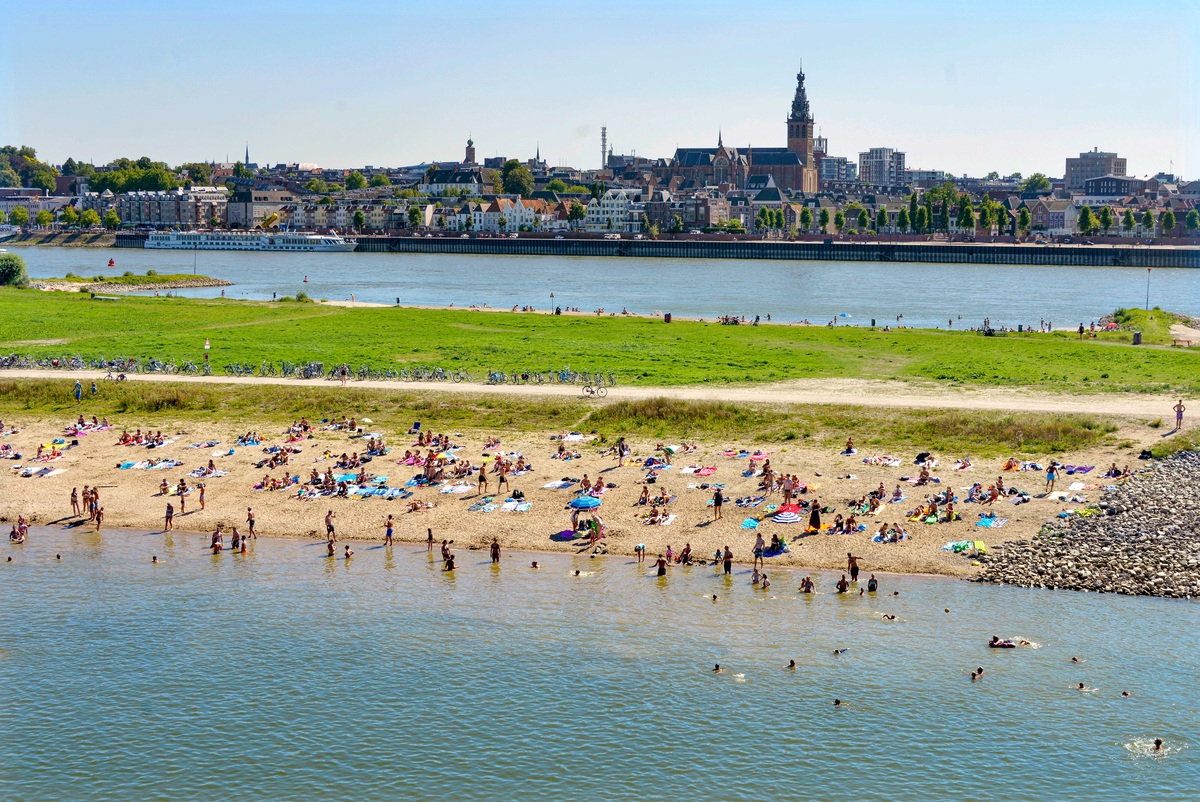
(3, 526, 1196, 800)
(17, 246, 1199, 329)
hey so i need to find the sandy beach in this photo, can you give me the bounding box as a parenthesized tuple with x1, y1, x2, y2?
(1, 402, 1163, 577)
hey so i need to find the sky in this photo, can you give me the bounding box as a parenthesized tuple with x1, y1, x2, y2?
(2, 0, 1198, 179)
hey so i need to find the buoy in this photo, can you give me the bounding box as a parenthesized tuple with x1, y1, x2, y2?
(108, 259, 115, 267)
(303, 275, 309, 283)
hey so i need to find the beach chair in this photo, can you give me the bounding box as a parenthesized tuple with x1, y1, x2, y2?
(408, 422, 421, 435)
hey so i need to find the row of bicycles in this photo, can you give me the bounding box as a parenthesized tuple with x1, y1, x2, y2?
(0, 353, 617, 395)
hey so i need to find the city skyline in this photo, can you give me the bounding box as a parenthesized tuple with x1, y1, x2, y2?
(2, 0, 1197, 178)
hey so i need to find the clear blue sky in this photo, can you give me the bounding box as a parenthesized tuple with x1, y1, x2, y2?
(3, 0, 1197, 178)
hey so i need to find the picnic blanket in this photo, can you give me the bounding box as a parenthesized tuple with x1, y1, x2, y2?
(542, 480, 574, 489)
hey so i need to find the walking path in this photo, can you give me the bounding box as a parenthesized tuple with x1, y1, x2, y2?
(2, 369, 1170, 417)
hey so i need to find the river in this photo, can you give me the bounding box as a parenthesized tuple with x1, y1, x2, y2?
(13, 245, 1199, 329)
(2, 526, 1195, 800)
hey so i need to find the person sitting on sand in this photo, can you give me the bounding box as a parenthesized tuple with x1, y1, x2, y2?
(830, 513, 845, 534)
(845, 513, 858, 532)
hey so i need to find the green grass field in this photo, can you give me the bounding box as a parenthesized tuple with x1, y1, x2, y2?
(0, 379, 1121, 456)
(43, 273, 223, 287)
(0, 288, 1196, 393)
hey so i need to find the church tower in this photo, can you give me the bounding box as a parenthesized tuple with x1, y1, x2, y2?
(464, 136, 476, 165)
(786, 67, 818, 193)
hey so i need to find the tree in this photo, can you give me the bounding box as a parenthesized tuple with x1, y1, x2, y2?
(896, 206, 909, 232)
(103, 209, 121, 229)
(985, 171, 1000, 180)
(639, 213, 650, 232)
(568, 201, 586, 229)
(345, 171, 367, 190)
(833, 211, 845, 233)
(1141, 209, 1155, 235)
(1021, 173, 1051, 193)
(914, 206, 928, 232)
(0, 209, 6, 224)
(1077, 205, 1096, 236)
(233, 161, 253, 180)
(1098, 206, 1114, 234)
(724, 219, 746, 234)
(352, 210, 366, 230)
(62, 157, 78, 175)
(923, 197, 934, 232)
(1186, 209, 1200, 236)
(0, 252, 28, 286)
(1017, 207, 1031, 235)
(35, 209, 54, 227)
(668, 214, 684, 234)
(1161, 209, 1177, 236)
(773, 209, 785, 230)
(566, 184, 590, 195)
(408, 206, 422, 228)
(857, 208, 869, 230)
(181, 162, 213, 183)
(80, 208, 101, 228)
(605, 217, 614, 231)
(498, 216, 508, 231)
(977, 204, 992, 232)
(937, 203, 951, 232)
(818, 208, 830, 233)
(9, 205, 29, 227)
(545, 178, 568, 193)
(0, 163, 19, 187)
(799, 207, 813, 231)
(303, 178, 328, 194)
(1122, 208, 1136, 233)
(500, 160, 534, 197)
(60, 206, 79, 227)
(369, 174, 391, 187)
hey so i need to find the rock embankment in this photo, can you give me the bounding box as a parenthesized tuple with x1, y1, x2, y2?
(32, 278, 232, 293)
(975, 451, 1200, 598)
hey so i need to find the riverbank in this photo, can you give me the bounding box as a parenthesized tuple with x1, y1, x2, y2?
(31, 274, 232, 293)
(3, 231, 116, 248)
(0, 382, 1176, 579)
(0, 288, 1197, 394)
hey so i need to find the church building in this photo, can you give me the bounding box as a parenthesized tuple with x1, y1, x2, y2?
(654, 69, 819, 194)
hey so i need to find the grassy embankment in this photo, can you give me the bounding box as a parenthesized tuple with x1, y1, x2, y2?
(37, 272, 227, 287)
(0, 379, 1121, 457)
(0, 288, 1196, 393)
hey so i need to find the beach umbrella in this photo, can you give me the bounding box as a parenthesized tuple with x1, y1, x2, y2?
(772, 511, 803, 525)
(569, 496, 602, 510)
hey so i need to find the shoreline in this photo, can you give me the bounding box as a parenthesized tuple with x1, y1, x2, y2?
(31, 277, 233, 293)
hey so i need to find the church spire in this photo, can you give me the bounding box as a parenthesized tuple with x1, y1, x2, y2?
(718, 129, 723, 148)
(789, 67, 812, 122)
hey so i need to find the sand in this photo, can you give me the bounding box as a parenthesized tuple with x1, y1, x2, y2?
(1, 407, 1165, 578)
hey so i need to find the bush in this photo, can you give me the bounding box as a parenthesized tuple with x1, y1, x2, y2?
(146, 269, 157, 276)
(295, 291, 311, 302)
(123, 271, 134, 277)
(65, 271, 82, 280)
(0, 252, 29, 286)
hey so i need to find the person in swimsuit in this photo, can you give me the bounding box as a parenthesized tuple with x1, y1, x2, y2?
(427, 528, 434, 553)
(787, 659, 796, 670)
(655, 554, 667, 577)
(490, 537, 501, 564)
(1174, 400, 1186, 432)
(712, 487, 723, 520)
(722, 546, 733, 575)
(867, 574, 878, 592)
(1154, 738, 1164, 752)
(712, 664, 724, 674)
(753, 534, 765, 569)
(835, 574, 849, 593)
(327, 539, 336, 557)
(164, 502, 174, 531)
(246, 507, 256, 538)
(344, 544, 354, 560)
(384, 514, 394, 546)
(847, 553, 860, 582)
(799, 576, 814, 593)
(325, 510, 336, 541)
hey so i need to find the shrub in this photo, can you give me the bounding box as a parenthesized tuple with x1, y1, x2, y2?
(146, 269, 158, 276)
(123, 271, 134, 277)
(0, 253, 29, 286)
(295, 291, 311, 302)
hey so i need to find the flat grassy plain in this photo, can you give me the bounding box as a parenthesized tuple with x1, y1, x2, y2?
(0, 288, 1197, 393)
(0, 379, 1121, 457)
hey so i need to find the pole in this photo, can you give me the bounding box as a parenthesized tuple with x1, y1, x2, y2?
(194, 242, 198, 275)
(1146, 268, 1151, 310)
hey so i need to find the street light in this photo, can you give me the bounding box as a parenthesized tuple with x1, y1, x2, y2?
(1146, 268, 1151, 311)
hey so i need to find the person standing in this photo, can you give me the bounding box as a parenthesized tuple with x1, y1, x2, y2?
(325, 509, 336, 541)
(847, 552, 861, 583)
(655, 553, 667, 577)
(1045, 463, 1058, 493)
(70, 487, 80, 517)
(722, 545, 733, 576)
(712, 487, 723, 520)
(490, 537, 501, 564)
(753, 533, 765, 569)
(94, 507, 104, 532)
(1174, 399, 1186, 432)
(384, 514, 394, 546)
(426, 528, 434, 553)
(164, 502, 174, 531)
(246, 507, 256, 538)
(90, 381, 98, 397)
(198, 484, 206, 512)
(74, 380, 83, 404)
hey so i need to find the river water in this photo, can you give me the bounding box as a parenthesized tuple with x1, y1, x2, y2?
(15, 246, 1199, 329)
(3, 526, 1195, 800)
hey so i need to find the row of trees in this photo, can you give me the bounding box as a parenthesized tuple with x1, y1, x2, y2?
(1, 205, 120, 229)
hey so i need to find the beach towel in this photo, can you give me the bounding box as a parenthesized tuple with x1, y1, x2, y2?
(695, 467, 717, 477)
(741, 518, 760, 529)
(975, 517, 1008, 528)
(439, 483, 472, 494)
(542, 480, 574, 489)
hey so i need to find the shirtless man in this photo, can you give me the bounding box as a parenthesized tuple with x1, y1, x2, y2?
(1174, 399, 1186, 432)
(490, 537, 501, 564)
(847, 553, 861, 583)
(325, 509, 336, 541)
(835, 574, 850, 593)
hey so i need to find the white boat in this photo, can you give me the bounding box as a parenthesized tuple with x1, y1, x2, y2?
(144, 230, 356, 252)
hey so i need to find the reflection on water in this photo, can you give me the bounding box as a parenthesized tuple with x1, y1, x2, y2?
(19, 246, 1199, 329)
(3, 527, 1197, 800)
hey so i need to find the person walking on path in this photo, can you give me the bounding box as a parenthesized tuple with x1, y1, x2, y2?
(1174, 399, 1186, 432)
(74, 380, 83, 404)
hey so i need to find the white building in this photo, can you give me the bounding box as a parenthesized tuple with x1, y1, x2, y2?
(585, 189, 641, 233)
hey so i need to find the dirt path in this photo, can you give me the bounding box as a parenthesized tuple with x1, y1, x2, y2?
(1, 369, 1178, 417)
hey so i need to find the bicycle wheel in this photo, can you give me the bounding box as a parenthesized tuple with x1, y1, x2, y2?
(596, 386, 607, 398)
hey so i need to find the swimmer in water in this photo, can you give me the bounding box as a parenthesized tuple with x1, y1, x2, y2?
(976, 667, 984, 676)
(1121, 691, 1131, 697)
(882, 614, 896, 620)
(787, 660, 796, 670)
(574, 570, 580, 576)
(1154, 738, 1163, 752)
(833, 648, 848, 656)
(344, 545, 354, 560)
(867, 575, 878, 592)
(152, 555, 158, 564)
(531, 561, 539, 569)
(761, 573, 770, 590)
(970, 671, 978, 681)
(833, 699, 845, 707)
(799, 576, 814, 593)
(712, 594, 718, 602)
(1070, 656, 1081, 663)
(712, 664, 724, 674)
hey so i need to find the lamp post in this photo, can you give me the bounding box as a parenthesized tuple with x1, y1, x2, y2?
(1146, 268, 1151, 311)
